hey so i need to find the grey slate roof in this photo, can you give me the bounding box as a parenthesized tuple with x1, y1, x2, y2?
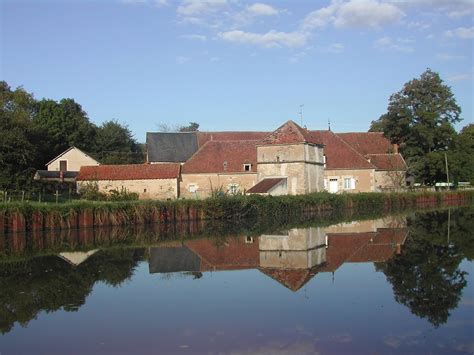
(148, 246, 201, 274)
(146, 132, 199, 163)
(34, 170, 78, 181)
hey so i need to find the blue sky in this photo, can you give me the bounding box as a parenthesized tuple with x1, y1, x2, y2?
(2, 0, 473, 142)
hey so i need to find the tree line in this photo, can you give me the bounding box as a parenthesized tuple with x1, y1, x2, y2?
(0, 81, 144, 191)
(370, 69, 473, 186)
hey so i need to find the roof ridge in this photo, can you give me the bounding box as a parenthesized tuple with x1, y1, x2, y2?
(183, 140, 212, 166)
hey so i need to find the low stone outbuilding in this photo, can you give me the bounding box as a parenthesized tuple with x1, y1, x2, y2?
(77, 163, 181, 200)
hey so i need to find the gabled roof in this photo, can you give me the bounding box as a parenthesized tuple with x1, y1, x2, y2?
(148, 247, 201, 274)
(146, 132, 199, 163)
(247, 178, 286, 194)
(197, 131, 268, 147)
(185, 237, 259, 271)
(259, 268, 318, 292)
(260, 120, 323, 146)
(310, 130, 375, 169)
(366, 154, 406, 171)
(337, 132, 395, 155)
(46, 146, 100, 166)
(182, 140, 257, 174)
(77, 163, 181, 181)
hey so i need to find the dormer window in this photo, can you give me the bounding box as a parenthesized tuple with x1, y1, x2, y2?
(243, 163, 252, 172)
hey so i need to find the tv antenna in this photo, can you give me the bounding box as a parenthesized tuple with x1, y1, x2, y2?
(328, 118, 331, 131)
(299, 104, 304, 126)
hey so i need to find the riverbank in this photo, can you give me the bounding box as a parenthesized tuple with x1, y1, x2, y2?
(0, 190, 472, 234)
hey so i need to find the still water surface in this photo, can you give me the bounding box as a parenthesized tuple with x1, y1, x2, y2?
(0, 207, 473, 354)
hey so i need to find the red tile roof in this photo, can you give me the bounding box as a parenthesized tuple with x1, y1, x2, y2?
(77, 164, 181, 181)
(185, 236, 259, 271)
(310, 130, 375, 169)
(261, 120, 323, 146)
(366, 154, 406, 171)
(197, 131, 268, 147)
(259, 268, 317, 291)
(182, 140, 257, 174)
(247, 178, 286, 194)
(337, 132, 395, 155)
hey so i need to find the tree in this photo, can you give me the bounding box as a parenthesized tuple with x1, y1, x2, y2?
(93, 120, 143, 164)
(376, 208, 471, 327)
(34, 98, 97, 166)
(0, 82, 39, 189)
(449, 124, 474, 184)
(370, 69, 462, 184)
(179, 121, 199, 132)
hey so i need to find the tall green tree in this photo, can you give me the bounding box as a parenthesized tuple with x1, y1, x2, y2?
(449, 124, 474, 184)
(370, 69, 462, 184)
(93, 120, 143, 164)
(34, 98, 97, 165)
(0, 82, 39, 189)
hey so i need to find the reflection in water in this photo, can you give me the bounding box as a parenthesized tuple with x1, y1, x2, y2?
(149, 216, 408, 292)
(0, 207, 472, 342)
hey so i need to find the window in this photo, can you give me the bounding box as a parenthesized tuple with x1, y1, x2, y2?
(228, 184, 239, 194)
(244, 163, 252, 172)
(344, 178, 356, 190)
(144, 188, 147, 193)
(188, 184, 197, 193)
(59, 160, 67, 172)
(245, 236, 254, 244)
(344, 178, 351, 189)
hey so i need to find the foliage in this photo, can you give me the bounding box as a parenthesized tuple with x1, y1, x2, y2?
(179, 121, 199, 132)
(78, 181, 138, 201)
(0, 81, 144, 191)
(0, 82, 39, 190)
(376, 207, 473, 326)
(370, 69, 462, 185)
(93, 120, 143, 164)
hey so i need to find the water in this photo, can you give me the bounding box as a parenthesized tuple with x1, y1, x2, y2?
(0, 207, 473, 354)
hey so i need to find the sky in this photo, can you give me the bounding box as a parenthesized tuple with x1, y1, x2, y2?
(1, 0, 473, 142)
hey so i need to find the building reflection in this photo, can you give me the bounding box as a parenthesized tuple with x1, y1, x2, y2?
(148, 216, 408, 291)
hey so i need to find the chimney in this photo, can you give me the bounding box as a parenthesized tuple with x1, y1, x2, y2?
(393, 144, 398, 154)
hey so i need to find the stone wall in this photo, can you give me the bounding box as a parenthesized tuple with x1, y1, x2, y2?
(77, 178, 178, 200)
(180, 173, 257, 199)
(324, 169, 375, 193)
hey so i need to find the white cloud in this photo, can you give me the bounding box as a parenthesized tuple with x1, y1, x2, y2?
(154, 0, 168, 7)
(180, 34, 207, 41)
(319, 43, 345, 53)
(246, 3, 280, 16)
(406, 21, 430, 30)
(445, 27, 474, 39)
(176, 56, 190, 64)
(177, 0, 227, 16)
(218, 30, 309, 48)
(374, 36, 414, 52)
(334, 0, 404, 28)
(436, 53, 466, 60)
(302, 0, 404, 30)
(447, 73, 472, 82)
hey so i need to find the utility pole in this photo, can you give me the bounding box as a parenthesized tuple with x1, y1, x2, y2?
(445, 152, 449, 186)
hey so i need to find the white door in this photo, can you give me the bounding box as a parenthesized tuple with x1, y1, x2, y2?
(329, 178, 338, 193)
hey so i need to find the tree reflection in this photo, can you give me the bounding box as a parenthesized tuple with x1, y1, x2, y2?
(377, 208, 473, 327)
(0, 248, 144, 334)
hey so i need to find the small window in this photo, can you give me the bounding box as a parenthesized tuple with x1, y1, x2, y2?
(188, 184, 197, 193)
(228, 184, 239, 194)
(244, 163, 252, 172)
(223, 161, 228, 171)
(144, 188, 147, 193)
(276, 155, 280, 162)
(245, 236, 254, 244)
(344, 178, 351, 189)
